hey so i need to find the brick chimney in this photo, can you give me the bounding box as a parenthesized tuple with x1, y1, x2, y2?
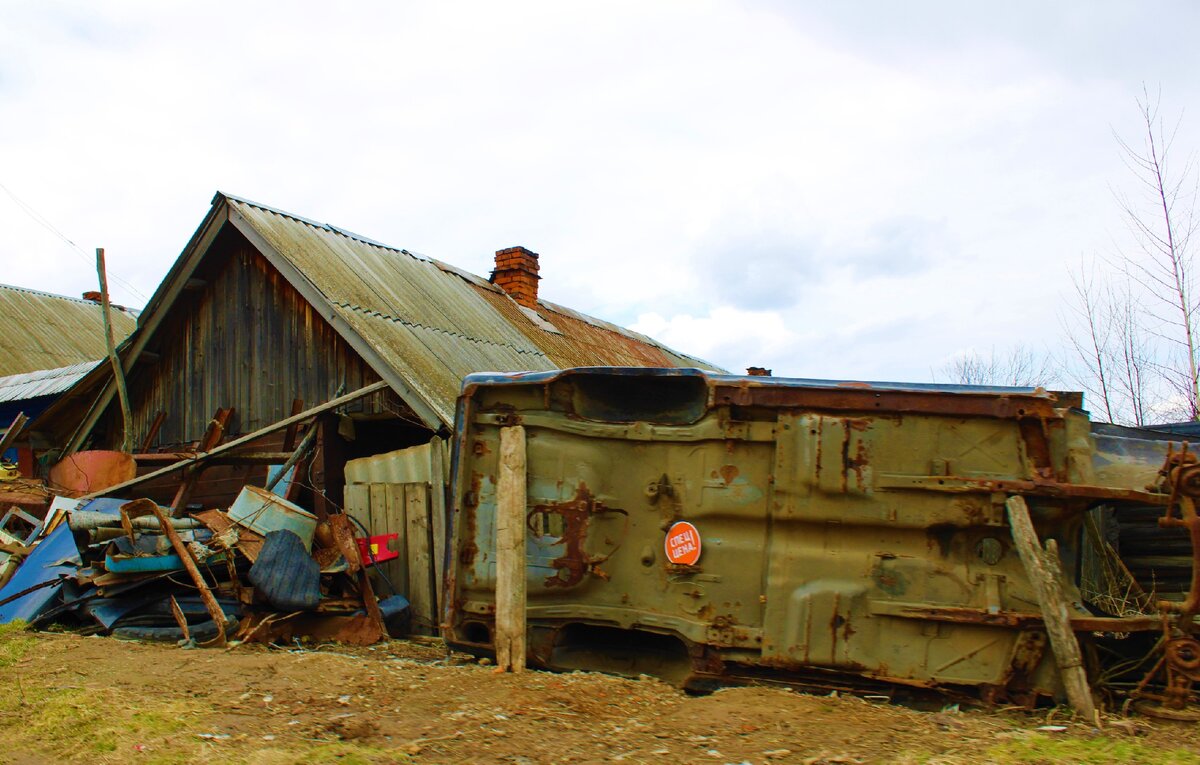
(82, 291, 102, 303)
(490, 246, 540, 308)
(746, 367, 772, 376)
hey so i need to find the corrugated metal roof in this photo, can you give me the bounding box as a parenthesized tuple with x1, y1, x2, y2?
(0, 360, 100, 403)
(0, 283, 138, 377)
(223, 195, 719, 426)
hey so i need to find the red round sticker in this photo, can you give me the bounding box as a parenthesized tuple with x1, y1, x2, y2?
(665, 521, 702, 565)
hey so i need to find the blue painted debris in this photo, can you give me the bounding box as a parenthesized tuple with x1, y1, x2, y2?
(0, 485, 403, 647)
(249, 530, 321, 611)
(103, 552, 185, 573)
(0, 522, 80, 623)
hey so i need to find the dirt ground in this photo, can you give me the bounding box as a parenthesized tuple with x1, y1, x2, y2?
(2, 628, 1200, 765)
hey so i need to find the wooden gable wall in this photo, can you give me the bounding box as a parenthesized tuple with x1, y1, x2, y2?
(93, 225, 397, 451)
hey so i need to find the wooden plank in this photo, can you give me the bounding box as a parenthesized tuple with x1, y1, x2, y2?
(1006, 495, 1097, 722)
(227, 209, 447, 430)
(495, 425, 527, 672)
(138, 411, 167, 453)
(315, 413, 347, 517)
(404, 482, 435, 635)
(135, 451, 294, 465)
(0, 413, 28, 454)
(169, 407, 233, 517)
(281, 398, 304, 451)
(77, 380, 389, 500)
(429, 439, 448, 623)
(65, 205, 230, 456)
(265, 413, 320, 492)
(383, 483, 409, 603)
(344, 484, 371, 530)
(367, 481, 388, 583)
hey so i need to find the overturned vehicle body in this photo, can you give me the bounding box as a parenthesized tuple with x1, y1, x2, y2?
(445, 368, 1198, 709)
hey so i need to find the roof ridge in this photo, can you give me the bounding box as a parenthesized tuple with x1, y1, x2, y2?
(0, 281, 137, 310)
(219, 192, 412, 255)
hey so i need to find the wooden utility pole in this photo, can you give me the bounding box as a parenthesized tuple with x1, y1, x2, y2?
(495, 425, 527, 672)
(1006, 495, 1097, 722)
(96, 248, 134, 453)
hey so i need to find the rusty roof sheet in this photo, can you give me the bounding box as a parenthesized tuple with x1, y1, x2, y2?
(0, 284, 138, 377)
(223, 195, 718, 426)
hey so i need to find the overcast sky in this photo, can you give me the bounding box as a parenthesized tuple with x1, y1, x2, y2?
(3, 1, 1199, 383)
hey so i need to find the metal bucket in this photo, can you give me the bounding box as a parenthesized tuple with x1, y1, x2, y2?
(227, 485, 317, 549)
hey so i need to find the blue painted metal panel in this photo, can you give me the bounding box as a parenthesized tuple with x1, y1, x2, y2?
(0, 523, 80, 623)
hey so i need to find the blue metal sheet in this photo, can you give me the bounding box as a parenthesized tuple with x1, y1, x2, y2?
(0, 523, 80, 623)
(104, 553, 184, 573)
(82, 597, 154, 629)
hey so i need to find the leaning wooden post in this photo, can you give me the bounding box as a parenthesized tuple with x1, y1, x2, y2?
(1006, 495, 1097, 722)
(96, 247, 134, 453)
(495, 425, 527, 672)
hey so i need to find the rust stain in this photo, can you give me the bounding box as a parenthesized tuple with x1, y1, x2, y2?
(814, 419, 823, 477)
(953, 498, 988, 526)
(538, 482, 602, 588)
(458, 472, 482, 566)
(840, 424, 851, 493)
(1018, 418, 1053, 478)
(719, 464, 739, 485)
(830, 592, 842, 665)
(714, 384, 1064, 420)
(847, 437, 869, 492)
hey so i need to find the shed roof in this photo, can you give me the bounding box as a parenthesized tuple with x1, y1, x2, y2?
(59, 193, 720, 440)
(0, 361, 100, 404)
(221, 195, 717, 426)
(0, 284, 137, 377)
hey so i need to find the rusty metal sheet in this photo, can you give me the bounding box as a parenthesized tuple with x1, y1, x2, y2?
(445, 367, 1187, 705)
(47, 450, 137, 497)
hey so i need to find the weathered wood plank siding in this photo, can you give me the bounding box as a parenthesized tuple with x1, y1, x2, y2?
(96, 229, 389, 450)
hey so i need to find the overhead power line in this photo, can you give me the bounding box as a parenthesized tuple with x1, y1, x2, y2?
(0, 180, 149, 302)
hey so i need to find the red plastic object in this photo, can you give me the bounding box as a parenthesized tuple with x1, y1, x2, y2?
(355, 534, 400, 566)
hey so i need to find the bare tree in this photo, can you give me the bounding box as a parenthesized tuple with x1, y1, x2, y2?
(1065, 263, 1118, 422)
(943, 345, 1058, 388)
(1063, 263, 1161, 425)
(1116, 87, 1200, 417)
(1065, 88, 1198, 424)
(1111, 281, 1156, 425)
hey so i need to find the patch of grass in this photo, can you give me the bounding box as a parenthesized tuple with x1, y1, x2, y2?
(0, 681, 205, 764)
(0, 620, 35, 668)
(248, 743, 412, 765)
(989, 733, 1200, 764)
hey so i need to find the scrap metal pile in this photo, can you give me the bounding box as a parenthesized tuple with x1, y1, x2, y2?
(0, 486, 408, 646)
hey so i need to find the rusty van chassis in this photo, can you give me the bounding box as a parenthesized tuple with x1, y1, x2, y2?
(444, 368, 1199, 711)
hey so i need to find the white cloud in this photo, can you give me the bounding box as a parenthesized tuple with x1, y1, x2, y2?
(1, 1, 1199, 385)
